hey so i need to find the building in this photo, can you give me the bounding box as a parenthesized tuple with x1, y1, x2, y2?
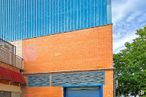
(0, 0, 113, 97)
(0, 39, 25, 97)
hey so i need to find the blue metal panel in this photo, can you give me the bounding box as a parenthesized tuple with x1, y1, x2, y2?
(107, 0, 112, 24)
(28, 74, 50, 87)
(52, 71, 105, 86)
(0, 0, 112, 41)
(100, 85, 103, 97)
(27, 71, 105, 87)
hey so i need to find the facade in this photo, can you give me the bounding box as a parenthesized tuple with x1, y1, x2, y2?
(0, 0, 113, 97)
(0, 39, 25, 97)
(22, 25, 113, 97)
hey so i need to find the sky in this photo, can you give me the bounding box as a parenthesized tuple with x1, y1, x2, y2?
(112, 0, 146, 53)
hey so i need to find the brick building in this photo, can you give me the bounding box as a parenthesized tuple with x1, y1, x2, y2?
(0, 39, 25, 97)
(0, 0, 113, 97)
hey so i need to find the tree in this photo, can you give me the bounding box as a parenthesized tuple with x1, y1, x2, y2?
(114, 26, 146, 97)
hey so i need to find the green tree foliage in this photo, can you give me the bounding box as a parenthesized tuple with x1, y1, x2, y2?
(114, 26, 146, 96)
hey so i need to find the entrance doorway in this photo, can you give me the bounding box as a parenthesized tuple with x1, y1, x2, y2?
(64, 87, 100, 97)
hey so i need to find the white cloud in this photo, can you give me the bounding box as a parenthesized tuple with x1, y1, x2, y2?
(112, 0, 146, 53)
(112, 0, 146, 23)
(113, 32, 137, 53)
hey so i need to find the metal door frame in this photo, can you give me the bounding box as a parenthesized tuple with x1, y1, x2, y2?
(63, 84, 103, 97)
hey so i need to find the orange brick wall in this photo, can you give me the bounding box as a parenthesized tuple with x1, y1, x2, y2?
(23, 87, 63, 97)
(22, 25, 113, 97)
(22, 25, 113, 74)
(104, 70, 114, 97)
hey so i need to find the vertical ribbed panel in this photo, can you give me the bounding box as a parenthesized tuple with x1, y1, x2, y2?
(107, 0, 112, 24)
(0, 0, 111, 41)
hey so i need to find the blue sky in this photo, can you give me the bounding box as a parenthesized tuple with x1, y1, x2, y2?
(112, 0, 146, 53)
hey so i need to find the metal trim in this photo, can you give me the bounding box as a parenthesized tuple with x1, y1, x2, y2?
(63, 84, 103, 97)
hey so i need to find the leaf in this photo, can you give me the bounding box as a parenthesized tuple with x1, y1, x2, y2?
(114, 26, 146, 96)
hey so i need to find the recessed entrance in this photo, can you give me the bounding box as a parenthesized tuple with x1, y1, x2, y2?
(64, 87, 100, 97)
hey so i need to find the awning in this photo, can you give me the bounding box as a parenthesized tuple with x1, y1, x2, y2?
(0, 66, 25, 84)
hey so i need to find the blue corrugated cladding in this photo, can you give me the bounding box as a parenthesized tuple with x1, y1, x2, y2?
(0, 0, 112, 41)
